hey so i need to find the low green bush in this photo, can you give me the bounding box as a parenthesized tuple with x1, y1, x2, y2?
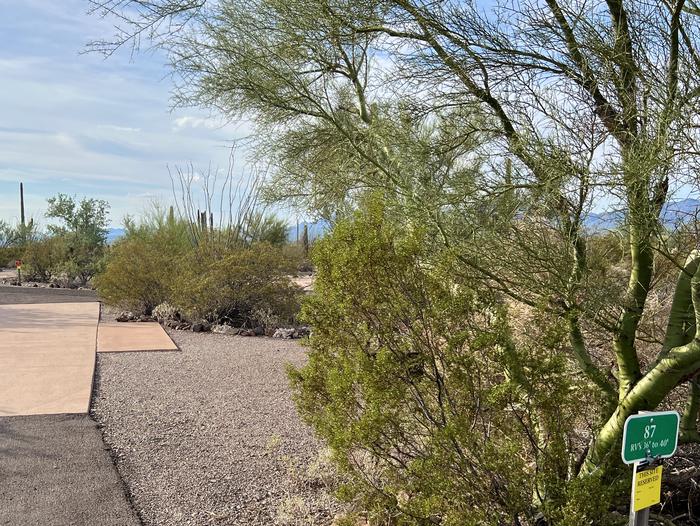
(22, 236, 65, 282)
(0, 246, 23, 268)
(94, 215, 190, 313)
(289, 200, 613, 525)
(172, 241, 301, 326)
(96, 204, 303, 326)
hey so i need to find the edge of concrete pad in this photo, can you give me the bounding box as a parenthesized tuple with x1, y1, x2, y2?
(85, 302, 101, 416)
(97, 347, 181, 354)
(0, 301, 101, 417)
(96, 321, 180, 353)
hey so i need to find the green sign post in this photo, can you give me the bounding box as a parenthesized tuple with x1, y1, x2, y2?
(622, 410, 679, 526)
(621, 410, 679, 465)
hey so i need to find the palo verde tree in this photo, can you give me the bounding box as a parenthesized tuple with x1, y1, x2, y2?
(90, 0, 700, 519)
(46, 193, 110, 285)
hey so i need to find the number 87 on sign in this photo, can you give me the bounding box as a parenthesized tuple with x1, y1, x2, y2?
(621, 411, 680, 465)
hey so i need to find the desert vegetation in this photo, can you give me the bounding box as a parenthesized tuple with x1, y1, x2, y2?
(82, 0, 700, 523)
(95, 165, 308, 330)
(1, 193, 110, 287)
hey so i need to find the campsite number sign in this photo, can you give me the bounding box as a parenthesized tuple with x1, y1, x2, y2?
(621, 411, 679, 465)
(622, 411, 680, 524)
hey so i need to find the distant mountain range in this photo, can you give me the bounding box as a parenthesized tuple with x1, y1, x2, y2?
(105, 200, 699, 244)
(287, 221, 328, 242)
(106, 228, 125, 244)
(586, 198, 700, 231)
(105, 221, 329, 245)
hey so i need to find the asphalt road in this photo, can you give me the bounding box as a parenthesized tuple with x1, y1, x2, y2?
(0, 415, 141, 526)
(0, 285, 98, 305)
(0, 285, 141, 526)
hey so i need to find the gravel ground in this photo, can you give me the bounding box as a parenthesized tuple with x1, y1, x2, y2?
(91, 329, 340, 526)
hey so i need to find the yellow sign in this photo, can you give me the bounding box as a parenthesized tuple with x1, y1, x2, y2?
(634, 465, 662, 512)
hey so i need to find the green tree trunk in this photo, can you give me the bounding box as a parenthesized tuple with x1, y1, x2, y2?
(582, 257, 700, 475)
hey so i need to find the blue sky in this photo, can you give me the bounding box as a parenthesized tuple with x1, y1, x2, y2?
(0, 0, 252, 228)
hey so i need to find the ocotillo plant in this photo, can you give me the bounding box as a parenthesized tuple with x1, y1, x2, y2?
(168, 148, 269, 249)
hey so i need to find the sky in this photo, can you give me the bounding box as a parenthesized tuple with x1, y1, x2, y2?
(0, 0, 252, 228)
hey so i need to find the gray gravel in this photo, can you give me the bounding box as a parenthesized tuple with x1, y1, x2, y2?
(91, 330, 340, 526)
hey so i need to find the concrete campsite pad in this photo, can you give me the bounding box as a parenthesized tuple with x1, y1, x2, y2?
(0, 302, 100, 417)
(97, 322, 178, 353)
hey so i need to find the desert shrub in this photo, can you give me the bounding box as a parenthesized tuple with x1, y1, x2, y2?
(95, 213, 191, 313)
(96, 202, 302, 322)
(22, 236, 65, 282)
(0, 246, 23, 268)
(282, 243, 314, 273)
(172, 241, 301, 326)
(0, 219, 41, 269)
(289, 202, 617, 525)
(0, 220, 19, 249)
(245, 211, 290, 246)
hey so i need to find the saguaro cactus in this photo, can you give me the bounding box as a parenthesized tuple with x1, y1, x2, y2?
(19, 182, 25, 227)
(302, 223, 309, 257)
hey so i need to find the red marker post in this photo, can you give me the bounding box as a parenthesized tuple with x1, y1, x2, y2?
(15, 259, 22, 285)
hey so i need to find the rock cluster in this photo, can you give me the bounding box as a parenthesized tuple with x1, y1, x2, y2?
(117, 304, 310, 339)
(272, 327, 310, 339)
(211, 324, 240, 335)
(115, 312, 156, 323)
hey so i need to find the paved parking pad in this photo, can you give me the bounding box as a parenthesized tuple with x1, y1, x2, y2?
(0, 302, 100, 417)
(97, 322, 178, 353)
(0, 290, 143, 525)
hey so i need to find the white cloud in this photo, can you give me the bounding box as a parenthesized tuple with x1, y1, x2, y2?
(98, 124, 142, 133)
(173, 116, 222, 130)
(0, 1, 259, 226)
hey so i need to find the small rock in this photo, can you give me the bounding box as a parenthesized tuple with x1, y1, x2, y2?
(116, 311, 136, 322)
(192, 322, 211, 333)
(253, 326, 264, 336)
(152, 302, 180, 322)
(272, 328, 296, 339)
(272, 326, 311, 339)
(211, 324, 240, 335)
